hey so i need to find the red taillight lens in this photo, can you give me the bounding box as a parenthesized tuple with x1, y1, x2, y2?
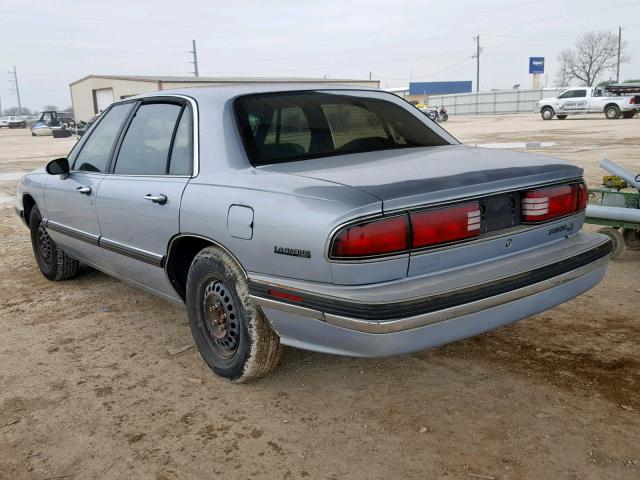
(630, 97, 637, 105)
(576, 183, 588, 211)
(411, 202, 481, 249)
(522, 184, 579, 222)
(331, 215, 409, 258)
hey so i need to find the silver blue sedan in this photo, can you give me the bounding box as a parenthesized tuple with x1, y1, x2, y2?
(15, 84, 612, 381)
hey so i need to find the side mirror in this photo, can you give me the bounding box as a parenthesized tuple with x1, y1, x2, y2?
(46, 157, 70, 178)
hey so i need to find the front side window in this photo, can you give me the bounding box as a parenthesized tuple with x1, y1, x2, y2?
(73, 103, 133, 172)
(235, 91, 448, 166)
(114, 103, 182, 175)
(559, 90, 574, 99)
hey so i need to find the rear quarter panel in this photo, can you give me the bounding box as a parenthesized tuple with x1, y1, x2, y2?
(180, 169, 381, 283)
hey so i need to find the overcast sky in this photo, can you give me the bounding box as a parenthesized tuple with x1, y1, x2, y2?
(1, 0, 639, 111)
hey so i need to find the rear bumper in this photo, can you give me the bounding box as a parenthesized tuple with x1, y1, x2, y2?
(249, 233, 611, 357)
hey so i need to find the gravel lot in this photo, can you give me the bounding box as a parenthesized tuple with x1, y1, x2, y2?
(1, 114, 639, 480)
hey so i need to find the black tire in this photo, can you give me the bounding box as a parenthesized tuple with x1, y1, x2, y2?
(622, 111, 636, 119)
(21, 122, 27, 128)
(605, 105, 621, 120)
(622, 228, 640, 250)
(556, 115, 567, 120)
(598, 227, 625, 259)
(29, 206, 79, 280)
(541, 107, 554, 120)
(186, 246, 282, 382)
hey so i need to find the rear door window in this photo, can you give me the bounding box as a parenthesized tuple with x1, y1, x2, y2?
(72, 103, 133, 172)
(113, 102, 183, 175)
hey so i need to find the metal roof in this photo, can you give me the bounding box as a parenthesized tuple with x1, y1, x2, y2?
(70, 74, 378, 87)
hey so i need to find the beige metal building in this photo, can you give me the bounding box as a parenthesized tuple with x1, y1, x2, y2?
(69, 75, 381, 121)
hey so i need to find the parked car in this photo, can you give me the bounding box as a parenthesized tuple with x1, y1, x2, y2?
(16, 85, 612, 382)
(30, 110, 74, 136)
(0, 116, 9, 128)
(538, 86, 639, 120)
(7, 116, 28, 128)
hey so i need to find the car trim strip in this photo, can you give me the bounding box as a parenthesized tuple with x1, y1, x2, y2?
(99, 237, 164, 267)
(250, 253, 609, 334)
(46, 220, 100, 246)
(249, 239, 612, 324)
(44, 220, 164, 267)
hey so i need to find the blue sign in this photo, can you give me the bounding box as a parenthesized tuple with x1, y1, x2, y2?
(529, 57, 545, 74)
(409, 81, 472, 96)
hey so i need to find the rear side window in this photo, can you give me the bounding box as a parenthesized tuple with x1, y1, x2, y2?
(114, 103, 183, 175)
(169, 109, 193, 175)
(73, 103, 132, 172)
(235, 91, 448, 166)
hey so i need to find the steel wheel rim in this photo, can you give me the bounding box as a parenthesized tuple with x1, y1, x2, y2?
(37, 223, 53, 266)
(202, 280, 240, 358)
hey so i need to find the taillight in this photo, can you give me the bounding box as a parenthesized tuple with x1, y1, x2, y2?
(630, 97, 637, 104)
(576, 183, 588, 211)
(522, 184, 582, 222)
(330, 215, 409, 258)
(411, 202, 481, 249)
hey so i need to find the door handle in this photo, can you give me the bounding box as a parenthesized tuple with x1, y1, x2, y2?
(144, 194, 167, 205)
(76, 186, 92, 195)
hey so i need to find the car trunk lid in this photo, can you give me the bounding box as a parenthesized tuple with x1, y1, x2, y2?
(259, 144, 582, 212)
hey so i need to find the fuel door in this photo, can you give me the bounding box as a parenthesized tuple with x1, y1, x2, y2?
(228, 205, 254, 240)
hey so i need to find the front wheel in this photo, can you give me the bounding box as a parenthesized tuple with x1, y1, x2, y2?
(605, 105, 621, 119)
(29, 205, 79, 280)
(541, 107, 554, 120)
(186, 246, 282, 382)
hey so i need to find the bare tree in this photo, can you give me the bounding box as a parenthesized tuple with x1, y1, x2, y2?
(556, 30, 630, 86)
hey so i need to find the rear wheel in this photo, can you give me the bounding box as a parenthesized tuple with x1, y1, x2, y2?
(605, 105, 621, 119)
(29, 205, 79, 280)
(541, 107, 554, 120)
(186, 246, 282, 382)
(622, 228, 640, 250)
(598, 227, 624, 259)
(556, 115, 567, 120)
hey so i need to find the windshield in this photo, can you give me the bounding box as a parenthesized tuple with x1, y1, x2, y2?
(234, 91, 449, 166)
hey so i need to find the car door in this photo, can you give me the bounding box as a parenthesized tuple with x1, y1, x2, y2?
(95, 98, 194, 301)
(44, 102, 134, 265)
(589, 87, 606, 112)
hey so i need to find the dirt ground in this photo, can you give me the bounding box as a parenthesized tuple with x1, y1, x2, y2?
(1, 114, 639, 480)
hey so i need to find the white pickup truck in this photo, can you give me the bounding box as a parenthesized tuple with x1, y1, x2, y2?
(538, 86, 639, 120)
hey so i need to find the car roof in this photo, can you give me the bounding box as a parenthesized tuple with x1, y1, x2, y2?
(127, 82, 379, 103)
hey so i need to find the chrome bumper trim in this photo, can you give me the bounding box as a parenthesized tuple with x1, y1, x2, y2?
(251, 255, 609, 334)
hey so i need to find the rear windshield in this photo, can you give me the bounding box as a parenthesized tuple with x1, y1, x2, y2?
(234, 91, 449, 166)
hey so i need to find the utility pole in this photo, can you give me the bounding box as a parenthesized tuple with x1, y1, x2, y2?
(472, 36, 481, 92)
(616, 26, 622, 84)
(189, 40, 199, 77)
(8, 66, 22, 114)
(369, 71, 372, 80)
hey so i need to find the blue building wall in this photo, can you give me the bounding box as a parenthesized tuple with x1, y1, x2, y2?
(409, 81, 473, 96)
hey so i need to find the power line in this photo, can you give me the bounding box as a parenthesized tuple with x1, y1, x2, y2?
(192, 0, 640, 67)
